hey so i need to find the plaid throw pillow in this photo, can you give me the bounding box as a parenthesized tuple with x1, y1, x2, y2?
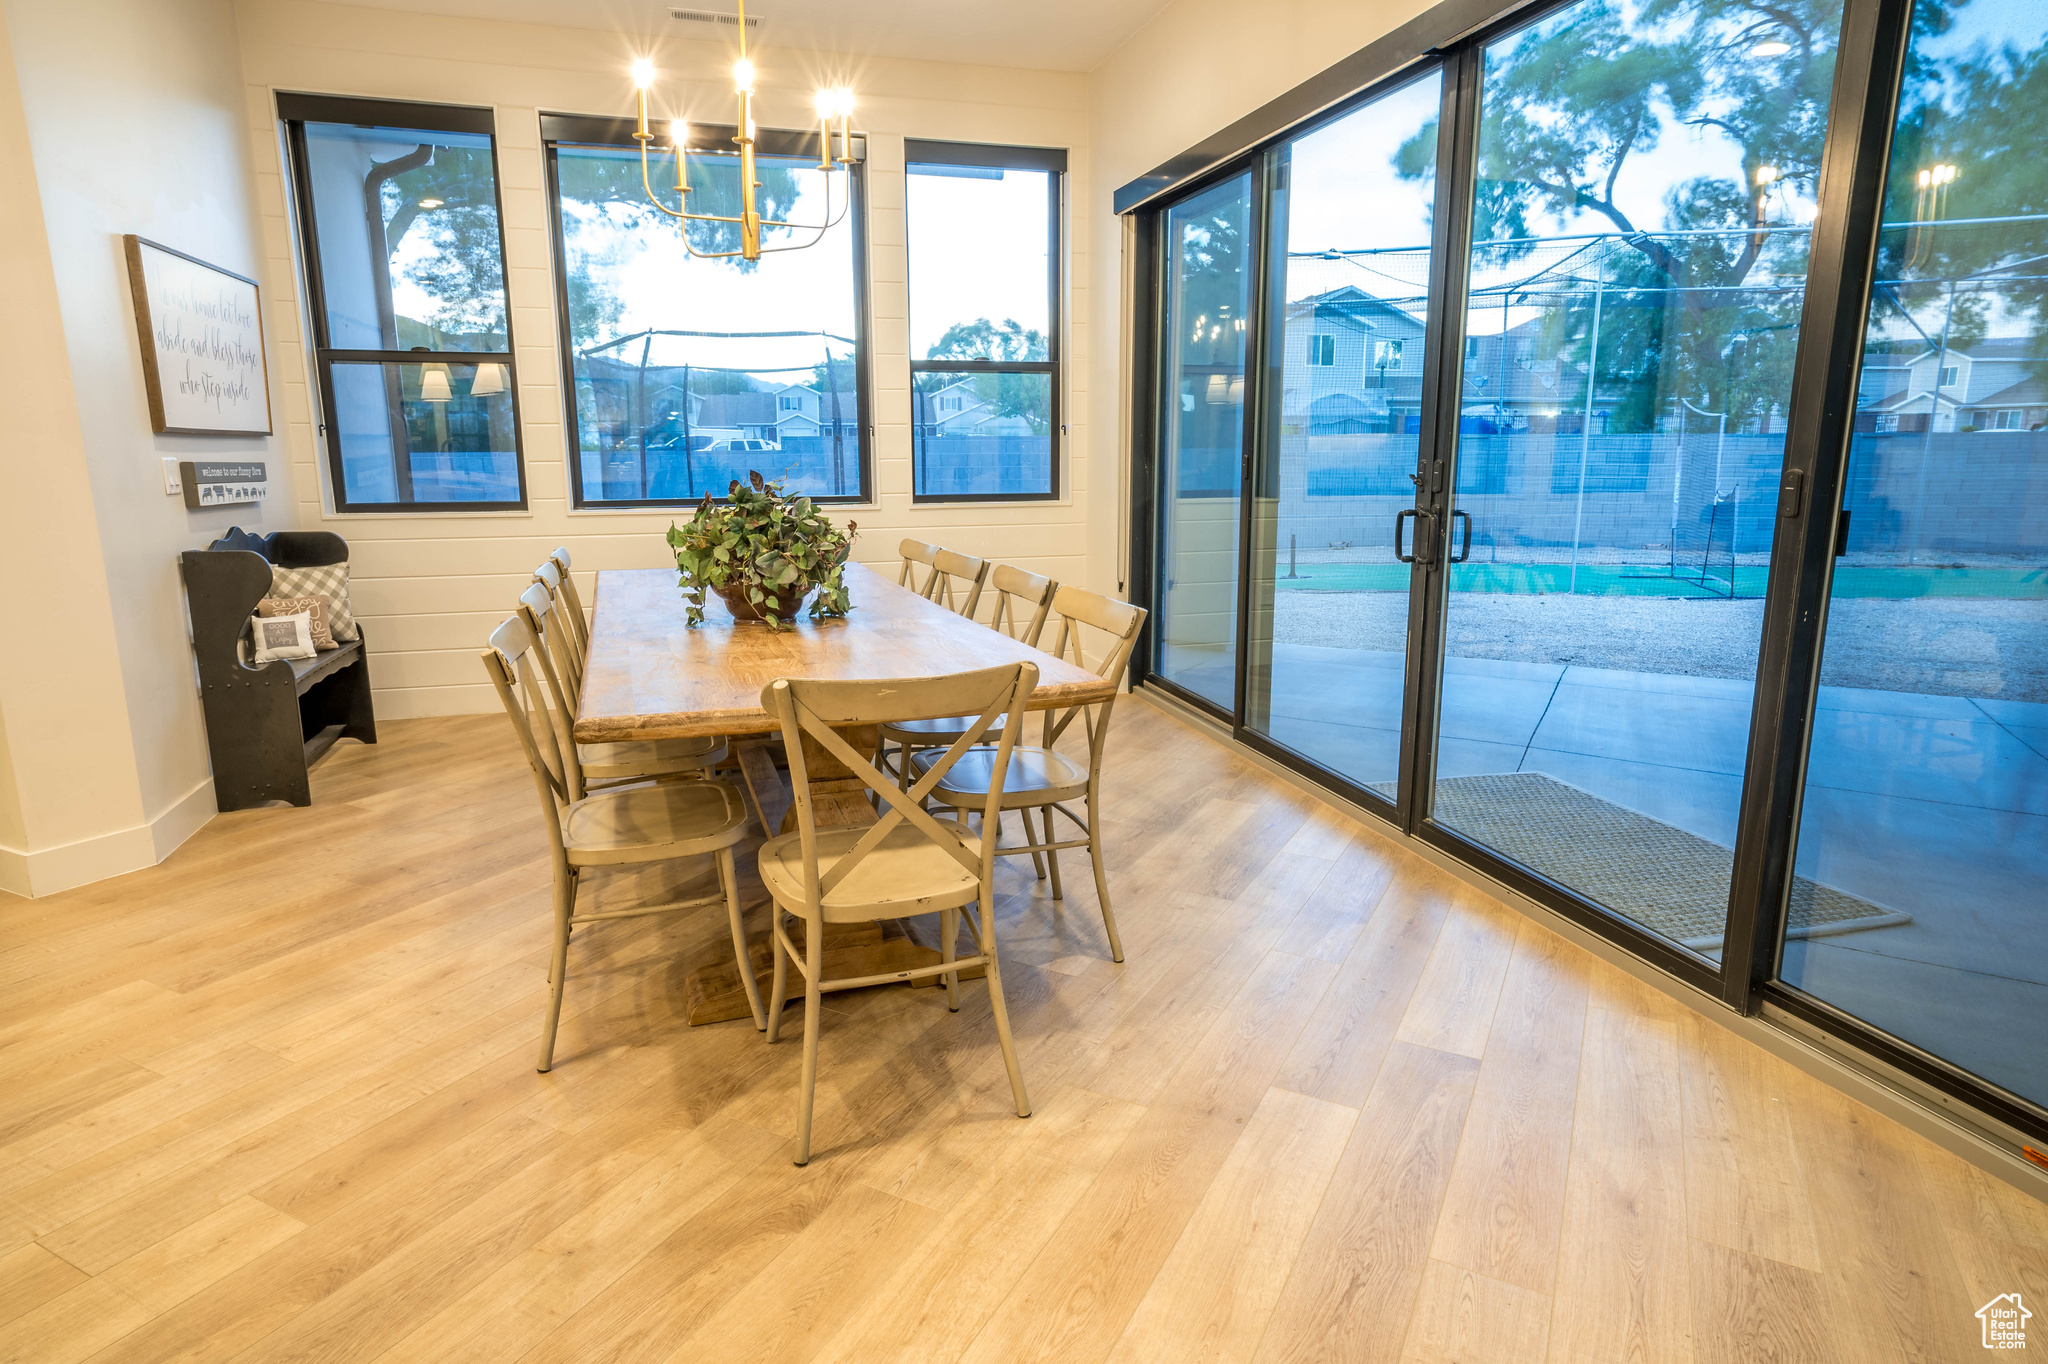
(269, 563, 358, 642)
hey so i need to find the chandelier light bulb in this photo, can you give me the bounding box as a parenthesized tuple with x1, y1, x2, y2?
(670, 119, 688, 148)
(733, 58, 755, 91)
(815, 88, 837, 116)
(631, 58, 655, 89)
(1751, 39, 1791, 57)
(1756, 165, 1780, 185)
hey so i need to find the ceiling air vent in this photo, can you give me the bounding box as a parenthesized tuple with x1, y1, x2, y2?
(669, 8, 761, 29)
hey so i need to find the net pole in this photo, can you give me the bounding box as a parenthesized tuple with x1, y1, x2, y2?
(1568, 263, 1604, 595)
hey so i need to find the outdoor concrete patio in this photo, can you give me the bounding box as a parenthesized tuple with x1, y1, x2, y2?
(1162, 638, 2048, 1105)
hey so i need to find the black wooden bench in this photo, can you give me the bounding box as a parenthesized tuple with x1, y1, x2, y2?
(181, 528, 377, 810)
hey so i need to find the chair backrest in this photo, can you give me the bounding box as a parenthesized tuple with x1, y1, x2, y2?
(516, 582, 594, 799)
(521, 576, 586, 713)
(897, 539, 940, 594)
(1038, 586, 1149, 770)
(927, 548, 990, 618)
(984, 565, 1058, 647)
(480, 614, 579, 865)
(543, 548, 590, 658)
(761, 663, 1036, 913)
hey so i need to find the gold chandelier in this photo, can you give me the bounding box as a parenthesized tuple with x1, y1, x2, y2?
(628, 0, 856, 262)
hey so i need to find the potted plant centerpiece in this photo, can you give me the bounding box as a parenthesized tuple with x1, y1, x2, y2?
(666, 471, 857, 630)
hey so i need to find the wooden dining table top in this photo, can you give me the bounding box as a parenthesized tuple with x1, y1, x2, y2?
(573, 561, 1114, 744)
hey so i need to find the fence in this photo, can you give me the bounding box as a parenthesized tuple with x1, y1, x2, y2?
(1266, 430, 2048, 567)
(912, 435, 1054, 498)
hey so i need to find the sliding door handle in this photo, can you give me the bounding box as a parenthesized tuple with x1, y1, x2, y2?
(1394, 508, 1438, 566)
(1450, 509, 1472, 563)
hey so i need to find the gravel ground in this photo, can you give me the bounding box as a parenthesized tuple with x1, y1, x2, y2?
(1272, 588, 2048, 703)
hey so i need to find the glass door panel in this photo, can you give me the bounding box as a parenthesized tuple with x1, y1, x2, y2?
(1431, 0, 1837, 955)
(1155, 173, 1254, 711)
(1781, 0, 2048, 1108)
(1245, 71, 1443, 793)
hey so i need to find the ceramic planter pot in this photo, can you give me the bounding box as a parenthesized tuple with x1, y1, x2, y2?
(713, 579, 817, 622)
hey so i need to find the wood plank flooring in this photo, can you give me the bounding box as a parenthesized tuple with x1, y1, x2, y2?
(0, 701, 2041, 1363)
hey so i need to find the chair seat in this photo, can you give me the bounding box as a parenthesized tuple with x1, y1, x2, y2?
(879, 714, 1005, 743)
(563, 778, 749, 867)
(579, 733, 726, 779)
(914, 746, 1089, 808)
(758, 819, 982, 922)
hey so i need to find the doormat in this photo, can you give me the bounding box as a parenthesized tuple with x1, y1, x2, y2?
(1376, 771, 1913, 952)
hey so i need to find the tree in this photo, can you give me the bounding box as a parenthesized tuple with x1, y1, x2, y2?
(925, 317, 1048, 362)
(553, 147, 804, 349)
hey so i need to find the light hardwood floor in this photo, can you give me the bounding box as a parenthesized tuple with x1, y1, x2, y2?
(1, 702, 2042, 1363)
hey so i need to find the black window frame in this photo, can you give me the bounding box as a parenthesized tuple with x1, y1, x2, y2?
(540, 112, 875, 508)
(279, 93, 527, 514)
(904, 139, 1066, 504)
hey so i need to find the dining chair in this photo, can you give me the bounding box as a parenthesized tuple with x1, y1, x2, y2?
(542, 548, 590, 659)
(910, 586, 1148, 963)
(757, 662, 1037, 1165)
(517, 582, 726, 792)
(878, 564, 1059, 850)
(481, 613, 765, 1069)
(897, 539, 940, 595)
(925, 547, 990, 618)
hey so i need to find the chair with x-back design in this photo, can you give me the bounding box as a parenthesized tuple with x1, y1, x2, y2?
(756, 662, 1037, 1165)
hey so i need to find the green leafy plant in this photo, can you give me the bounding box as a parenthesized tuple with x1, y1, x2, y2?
(666, 471, 857, 630)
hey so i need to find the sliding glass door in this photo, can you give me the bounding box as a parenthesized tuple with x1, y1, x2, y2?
(1243, 71, 1445, 797)
(1429, 0, 1837, 959)
(1779, 0, 2048, 1109)
(1129, 0, 2047, 1146)
(1153, 173, 1255, 712)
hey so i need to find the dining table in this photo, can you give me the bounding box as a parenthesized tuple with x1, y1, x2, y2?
(574, 560, 1115, 1024)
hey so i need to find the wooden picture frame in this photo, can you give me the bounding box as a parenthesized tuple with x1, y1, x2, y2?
(124, 234, 273, 437)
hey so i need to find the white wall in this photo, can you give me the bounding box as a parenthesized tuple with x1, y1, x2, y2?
(0, 0, 291, 896)
(236, 0, 1102, 718)
(1083, 0, 1436, 599)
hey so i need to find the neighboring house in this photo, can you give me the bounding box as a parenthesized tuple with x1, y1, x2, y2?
(913, 378, 1007, 437)
(1279, 285, 1628, 435)
(1281, 285, 1429, 434)
(1856, 335, 2048, 432)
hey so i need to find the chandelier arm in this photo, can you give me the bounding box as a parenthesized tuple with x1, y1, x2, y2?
(636, 139, 689, 219)
(757, 165, 854, 235)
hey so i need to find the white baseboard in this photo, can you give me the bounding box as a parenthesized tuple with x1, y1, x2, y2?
(0, 776, 216, 899)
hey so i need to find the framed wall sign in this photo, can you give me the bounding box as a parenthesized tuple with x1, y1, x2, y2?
(123, 235, 273, 436)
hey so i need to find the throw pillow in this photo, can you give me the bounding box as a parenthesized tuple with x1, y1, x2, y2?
(258, 595, 337, 650)
(269, 562, 358, 641)
(250, 611, 317, 664)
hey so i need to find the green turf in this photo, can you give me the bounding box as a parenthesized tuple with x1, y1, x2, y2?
(1272, 562, 2048, 599)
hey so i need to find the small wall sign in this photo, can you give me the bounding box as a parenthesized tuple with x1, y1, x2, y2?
(124, 235, 273, 437)
(180, 461, 268, 510)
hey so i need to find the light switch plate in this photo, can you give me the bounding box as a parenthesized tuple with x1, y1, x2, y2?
(162, 457, 182, 495)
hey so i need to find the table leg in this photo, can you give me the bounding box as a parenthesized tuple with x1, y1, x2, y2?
(683, 728, 983, 1026)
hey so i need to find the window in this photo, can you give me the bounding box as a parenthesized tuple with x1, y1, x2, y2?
(1308, 333, 1336, 366)
(1374, 339, 1403, 371)
(1940, 364, 1959, 386)
(281, 95, 522, 510)
(543, 114, 869, 505)
(906, 140, 1064, 500)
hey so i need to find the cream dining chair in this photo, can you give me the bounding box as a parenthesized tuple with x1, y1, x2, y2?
(897, 539, 940, 595)
(924, 547, 990, 617)
(910, 586, 1147, 963)
(757, 663, 1037, 1165)
(517, 582, 725, 791)
(878, 564, 1060, 871)
(481, 613, 765, 1070)
(544, 546, 588, 652)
